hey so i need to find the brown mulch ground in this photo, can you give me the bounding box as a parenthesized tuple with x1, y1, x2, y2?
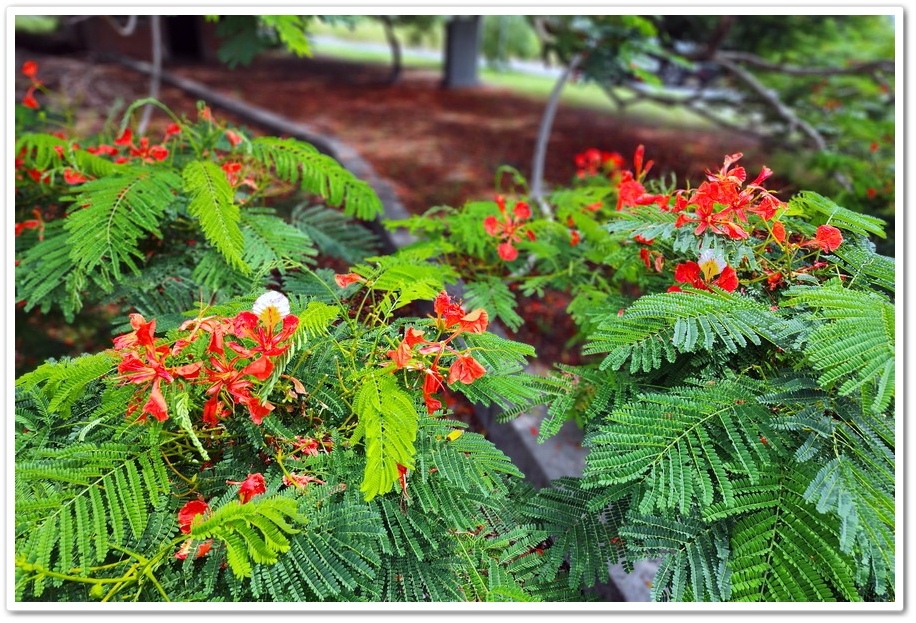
(20, 50, 769, 216)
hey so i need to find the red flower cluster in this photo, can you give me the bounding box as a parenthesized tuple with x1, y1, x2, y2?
(387, 291, 489, 413)
(175, 499, 213, 560)
(668, 250, 739, 293)
(112, 292, 299, 426)
(615, 145, 668, 211)
(113, 128, 170, 163)
(574, 147, 625, 179)
(483, 195, 536, 261)
(670, 152, 784, 240)
(21, 61, 42, 109)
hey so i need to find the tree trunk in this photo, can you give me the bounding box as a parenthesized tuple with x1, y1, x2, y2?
(380, 16, 402, 85)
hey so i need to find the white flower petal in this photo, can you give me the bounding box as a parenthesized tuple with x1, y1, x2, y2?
(253, 291, 290, 318)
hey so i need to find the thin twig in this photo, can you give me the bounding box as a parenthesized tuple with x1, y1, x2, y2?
(138, 15, 163, 135)
(530, 52, 583, 219)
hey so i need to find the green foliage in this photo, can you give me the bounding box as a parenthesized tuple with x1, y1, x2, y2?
(350, 375, 419, 501)
(397, 143, 896, 603)
(15, 99, 380, 326)
(251, 137, 383, 220)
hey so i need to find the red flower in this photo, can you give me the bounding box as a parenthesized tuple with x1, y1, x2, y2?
(457, 308, 488, 334)
(334, 272, 364, 288)
(807, 224, 843, 252)
(433, 291, 466, 329)
(570, 230, 581, 246)
(15, 219, 42, 237)
(404, 327, 427, 347)
(615, 147, 667, 211)
(115, 128, 133, 146)
(447, 354, 487, 385)
(229, 310, 299, 361)
(22, 87, 39, 109)
(282, 472, 326, 488)
(498, 242, 519, 261)
(175, 539, 213, 560)
(63, 169, 88, 184)
(164, 123, 182, 139)
(22, 60, 39, 79)
(225, 130, 243, 147)
(422, 368, 445, 414)
(671, 251, 739, 293)
(178, 500, 210, 534)
(222, 161, 242, 185)
(230, 473, 266, 504)
(87, 144, 119, 156)
(483, 196, 535, 262)
(387, 340, 413, 369)
(771, 221, 786, 244)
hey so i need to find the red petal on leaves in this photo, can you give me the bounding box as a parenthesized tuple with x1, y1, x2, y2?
(447, 354, 487, 385)
(713, 266, 739, 292)
(143, 379, 169, 422)
(235, 473, 266, 503)
(178, 500, 210, 534)
(245, 398, 274, 425)
(242, 356, 273, 381)
(334, 272, 363, 288)
(498, 242, 518, 261)
(458, 308, 488, 334)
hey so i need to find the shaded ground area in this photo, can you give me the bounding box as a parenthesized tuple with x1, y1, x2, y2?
(22, 51, 769, 216)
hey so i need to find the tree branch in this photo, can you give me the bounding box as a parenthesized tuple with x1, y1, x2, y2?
(530, 52, 583, 218)
(713, 55, 827, 151)
(716, 50, 893, 77)
(138, 15, 163, 135)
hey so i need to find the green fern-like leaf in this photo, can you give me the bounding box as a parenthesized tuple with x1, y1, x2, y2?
(721, 470, 861, 602)
(183, 160, 247, 273)
(462, 276, 524, 332)
(827, 236, 895, 295)
(789, 191, 886, 239)
(520, 478, 616, 589)
(63, 168, 182, 287)
(17, 352, 117, 421)
(251, 136, 383, 220)
(290, 203, 381, 264)
(240, 207, 315, 271)
(189, 494, 302, 578)
(784, 282, 894, 414)
(621, 512, 732, 601)
(350, 375, 420, 501)
(585, 289, 797, 373)
(583, 378, 773, 513)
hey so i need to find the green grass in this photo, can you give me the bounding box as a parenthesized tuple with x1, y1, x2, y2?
(15, 15, 60, 34)
(308, 34, 715, 130)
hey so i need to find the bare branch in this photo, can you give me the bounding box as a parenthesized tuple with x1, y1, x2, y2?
(101, 15, 138, 37)
(716, 50, 893, 77)
(530, 52, 583, 218)
(137, 15, 163, 135)
(714, 55, 827, 151)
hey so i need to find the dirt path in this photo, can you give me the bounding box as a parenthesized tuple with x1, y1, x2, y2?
(21, 51, 768, 215)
